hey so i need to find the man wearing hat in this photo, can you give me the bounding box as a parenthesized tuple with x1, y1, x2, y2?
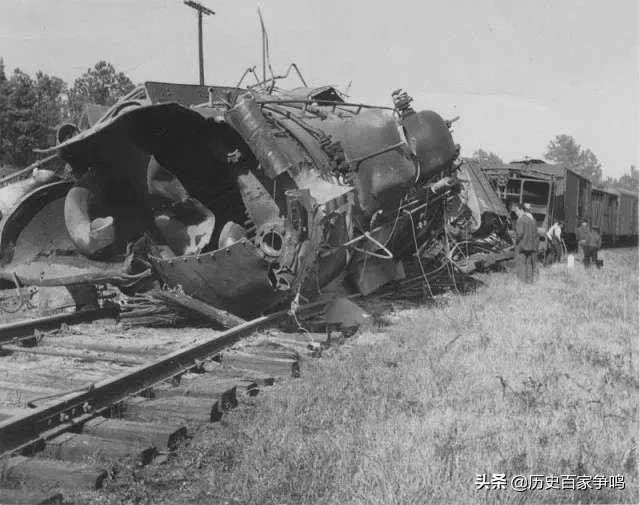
(545, 218, 564, 265)
(514, 203, 538, 283)
(576, 219, 590, 260)
(583, 226, 603, 269)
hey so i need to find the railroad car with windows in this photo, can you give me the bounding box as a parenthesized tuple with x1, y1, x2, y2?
(481, 159, 592, 248)
(482, 159, 638, 248)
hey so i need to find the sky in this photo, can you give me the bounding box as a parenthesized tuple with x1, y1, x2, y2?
(0, 0, 637, 178)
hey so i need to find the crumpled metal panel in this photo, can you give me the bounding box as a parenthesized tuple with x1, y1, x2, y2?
(321, 109, 417, 216)
(446, 160, 509, 235)
(150, 239, 278, 318)
(463, 160, 508, 218)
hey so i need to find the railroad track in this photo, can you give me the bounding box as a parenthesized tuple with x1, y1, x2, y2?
(0, 261, 484, 504)
(0, 299, 337, 505)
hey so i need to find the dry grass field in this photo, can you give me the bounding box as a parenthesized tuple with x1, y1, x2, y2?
(50, 248, 640, 504)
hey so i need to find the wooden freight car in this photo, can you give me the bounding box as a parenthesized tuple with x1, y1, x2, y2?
(590, 187, 618, 244)
(613, 188, 639, 244)
(591, 187, 639, 245)
(482, 159, 638, 248)
(481, 158, 592, 248)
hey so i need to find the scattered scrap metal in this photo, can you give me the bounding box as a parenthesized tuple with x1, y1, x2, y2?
(0, 70, 513, 324)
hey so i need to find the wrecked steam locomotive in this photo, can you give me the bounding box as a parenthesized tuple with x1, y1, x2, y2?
(0, 73, 510, 318)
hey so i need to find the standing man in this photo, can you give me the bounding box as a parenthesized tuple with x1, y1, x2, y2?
(514, 203, 538, 283)
(545, 219, 564, 265)
(576, 219, 589, 260)
(523, 202, 534, 220)
(583, 226, 602, 268)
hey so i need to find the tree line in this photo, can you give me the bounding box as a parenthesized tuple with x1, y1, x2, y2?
(0, 59, 134, 168)
(472, 135, 638, 193)
(0, 56, 637, 194)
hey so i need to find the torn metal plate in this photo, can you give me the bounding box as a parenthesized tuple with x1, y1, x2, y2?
(150, 239, 280, 318)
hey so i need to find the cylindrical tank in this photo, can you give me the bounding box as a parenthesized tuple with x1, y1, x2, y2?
(401, 110, 457, 182)
(225, 93, 293, 179)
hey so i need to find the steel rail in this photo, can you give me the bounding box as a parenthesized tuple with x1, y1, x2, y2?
(0, 306, 121, 343)
(0, 297, 331, 457)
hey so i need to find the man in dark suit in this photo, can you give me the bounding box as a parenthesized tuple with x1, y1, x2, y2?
(514, 203, 538, 283)
(576, 219, 590, 260)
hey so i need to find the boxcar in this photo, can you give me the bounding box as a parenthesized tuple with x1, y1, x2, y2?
(610, 188, 639, 244)
(590, 187, 619, 245)
(481, 159, 592, 247)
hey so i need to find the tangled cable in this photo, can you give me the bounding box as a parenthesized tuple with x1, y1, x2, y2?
(0, 273, 27, 313)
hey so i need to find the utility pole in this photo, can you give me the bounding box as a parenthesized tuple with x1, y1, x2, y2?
(183, 0, 215, 85)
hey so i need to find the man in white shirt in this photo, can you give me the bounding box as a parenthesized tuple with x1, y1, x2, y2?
(545, 219, 564, 264)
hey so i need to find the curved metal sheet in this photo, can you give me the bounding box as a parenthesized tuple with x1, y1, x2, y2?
(0, 181, 141, 286)
(0, 181, 74, 264)
(150, 239, 280, 318)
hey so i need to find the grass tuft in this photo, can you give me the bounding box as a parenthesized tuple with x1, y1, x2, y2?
(64, 248, 639, 504)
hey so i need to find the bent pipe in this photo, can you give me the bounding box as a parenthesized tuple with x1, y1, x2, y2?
(64, 184, 116, 259)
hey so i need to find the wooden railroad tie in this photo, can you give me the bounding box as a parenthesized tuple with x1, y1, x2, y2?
(41, 432, 156, 466)
(2, 456, 107, 490)
(220, 350, 300, 378)
(80, 417, 186, 451)
(0, 488, 63, 504)
(124, 396, 224, 424)
(150, 379, 238, 409)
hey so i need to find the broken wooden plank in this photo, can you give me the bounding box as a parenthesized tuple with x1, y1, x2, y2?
(221, 351, 300, 378)
(123, 396, 222, 424)
(0, 488, 63, 505)
(80, 417, 186, 451)
(3, 456, 107, 490)
(151, 379, 237, 409)
(146, 290, 246, 329)
(43, 432, 156, 466)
